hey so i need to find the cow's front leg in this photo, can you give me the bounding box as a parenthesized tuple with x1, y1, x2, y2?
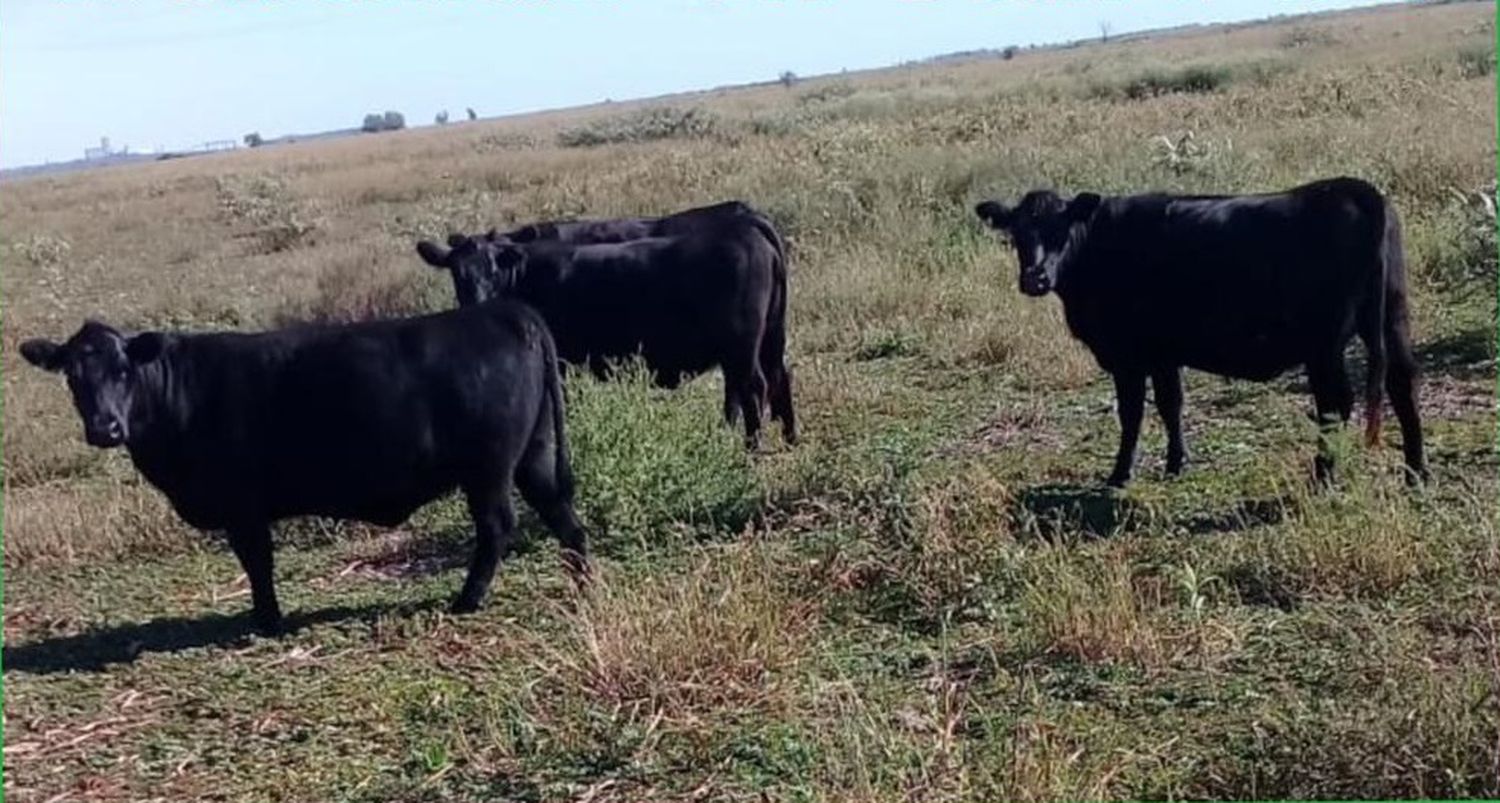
(227, 524, 282, 635)
(1152, 367, 1187, 476)
(453, 479, 519, 614)
(1307, 352, 1353, 486)
(1107, 371, 1147, 488)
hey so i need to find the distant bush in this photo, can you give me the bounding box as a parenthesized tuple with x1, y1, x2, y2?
(361, 110, 406, 133)
(779, 70, 799, 88)
(1457, 45, 1494, 79)
(1002, 45, 1020, 61)
(1279, 26, 1340, 49)
(434, 110, 449, 125)
(1089, 63, 1234, 101)
(797, 81, 858, 105)
(556, 107, 723, 148)
(564, 360, 762, 550)
(243, 132, 263, 148)
(1126, 65, 1230, 99)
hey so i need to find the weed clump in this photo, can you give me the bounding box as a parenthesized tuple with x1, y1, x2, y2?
(557, 107, 724, 148)
(565, 360, 762, 549)
(215, 173, 320, 253)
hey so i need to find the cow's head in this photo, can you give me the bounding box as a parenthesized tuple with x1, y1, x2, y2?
(415, 234, 526, 306)
(975, 190, 1101, 297)
(19, 320, 167, 448)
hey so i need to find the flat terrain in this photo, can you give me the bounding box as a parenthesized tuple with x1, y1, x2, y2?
(3, 2, 1497, 800)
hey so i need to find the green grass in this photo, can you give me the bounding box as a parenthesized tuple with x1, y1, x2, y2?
(3, 2, 1498, 800)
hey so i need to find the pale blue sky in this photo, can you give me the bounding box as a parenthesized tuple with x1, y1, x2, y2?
(1, 0, 1390, 169)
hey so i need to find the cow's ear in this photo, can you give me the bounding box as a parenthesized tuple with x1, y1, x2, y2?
(974, 200, 1012, 230)
(125, 332, 167, 365)
(19, 339, 64, 372)
(416, 241, 451, 269)
(509, 224, 540, 243)
(445, 232, 469, 248)
(1067, 193, 1102, 223)
(484, 228, 500, 241)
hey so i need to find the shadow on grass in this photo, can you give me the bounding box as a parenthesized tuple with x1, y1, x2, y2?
(1179, 495, 1294, 536)
(1015, 482, 1144, 539)
(1414, 327, 1496, 380)
(3, 598, 440, 676)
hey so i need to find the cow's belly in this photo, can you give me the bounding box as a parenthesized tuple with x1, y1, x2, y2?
(262, 451, 459, 525)
(1077, 306, 1307, 380)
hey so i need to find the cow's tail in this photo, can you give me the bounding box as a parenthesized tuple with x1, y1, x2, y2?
(540, 323, 576, 501)
(1357, 186, 1397, 448)
(749, 213, 794, 440)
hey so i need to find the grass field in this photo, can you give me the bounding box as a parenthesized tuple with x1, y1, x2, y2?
(3, 2, 1498, 800)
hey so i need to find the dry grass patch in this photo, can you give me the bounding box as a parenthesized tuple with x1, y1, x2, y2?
(525, 545, 819, 726)
(1019, 545, 1167, 669)
(1274, 467, 1466, 599)
(2, 479, 197, 568)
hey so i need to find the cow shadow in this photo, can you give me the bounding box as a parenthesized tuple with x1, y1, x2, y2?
(1415, 327, 1495, 380)
(1014, 483, 1145, 539)
(1270, 325, 1495, 396)
(1178, 494, 1293, 536)
(3, 598, 436, 676)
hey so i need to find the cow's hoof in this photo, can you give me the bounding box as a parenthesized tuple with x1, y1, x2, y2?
(449, 598, 481, 615)
(251, 612, 286, 637)
(1165, 458, 1187, 478)
(1402, 465, 1430, 488)
(1105, 473, 1130, 489)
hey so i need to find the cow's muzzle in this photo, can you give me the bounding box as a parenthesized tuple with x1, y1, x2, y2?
(85, 417, 126, 448)
(1020, 271, 1052, 297)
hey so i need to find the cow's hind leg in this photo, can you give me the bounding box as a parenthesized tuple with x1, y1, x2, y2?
(1107, 371, 1148, 488)
(723, 353, 767, 450)
(228, 523, 282, 635)
(1151, 367, 1187, 477)
(723, 383, 742, 428)
(516, 429, 590, 586)
(767, 364, 798, 446)
(1383, 295, 1428, 484)
(452, 477, 519, 614)
(1307, 352, 1354, 485)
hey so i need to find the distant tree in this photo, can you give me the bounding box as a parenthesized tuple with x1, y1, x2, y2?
(244, 132, 264, 147)
(779, 70, 798, 88)
(1100, 20, 1113, 42)
(1002, 45, 1019, 61)
(435, 110, 449, 125)
(466, 107, 478, 121)
(362, 113, 385, 133)
(383, 110, 406, 131)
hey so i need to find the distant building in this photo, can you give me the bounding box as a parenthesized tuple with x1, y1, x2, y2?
(84, 136, 113, 160)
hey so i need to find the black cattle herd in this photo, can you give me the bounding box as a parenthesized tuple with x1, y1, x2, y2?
(19, 175, 1427, 634)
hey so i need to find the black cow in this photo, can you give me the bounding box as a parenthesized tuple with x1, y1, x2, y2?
(491, 200, 797, 446)
(416, 218, 795, 448)
(19, 301, 588, 635)
(974, 176, 1426, 487)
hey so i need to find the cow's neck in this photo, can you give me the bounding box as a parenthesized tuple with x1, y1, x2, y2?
(124, 350, 191, 472)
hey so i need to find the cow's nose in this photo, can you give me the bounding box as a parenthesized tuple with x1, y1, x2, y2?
(107, 419, 124, 439)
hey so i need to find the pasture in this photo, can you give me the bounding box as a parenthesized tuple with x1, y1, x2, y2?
(3, 2, 1497, 800)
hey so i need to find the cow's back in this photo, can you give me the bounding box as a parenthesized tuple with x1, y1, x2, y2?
(517, 229, 775, 377)
(135, 302, 552, 528)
